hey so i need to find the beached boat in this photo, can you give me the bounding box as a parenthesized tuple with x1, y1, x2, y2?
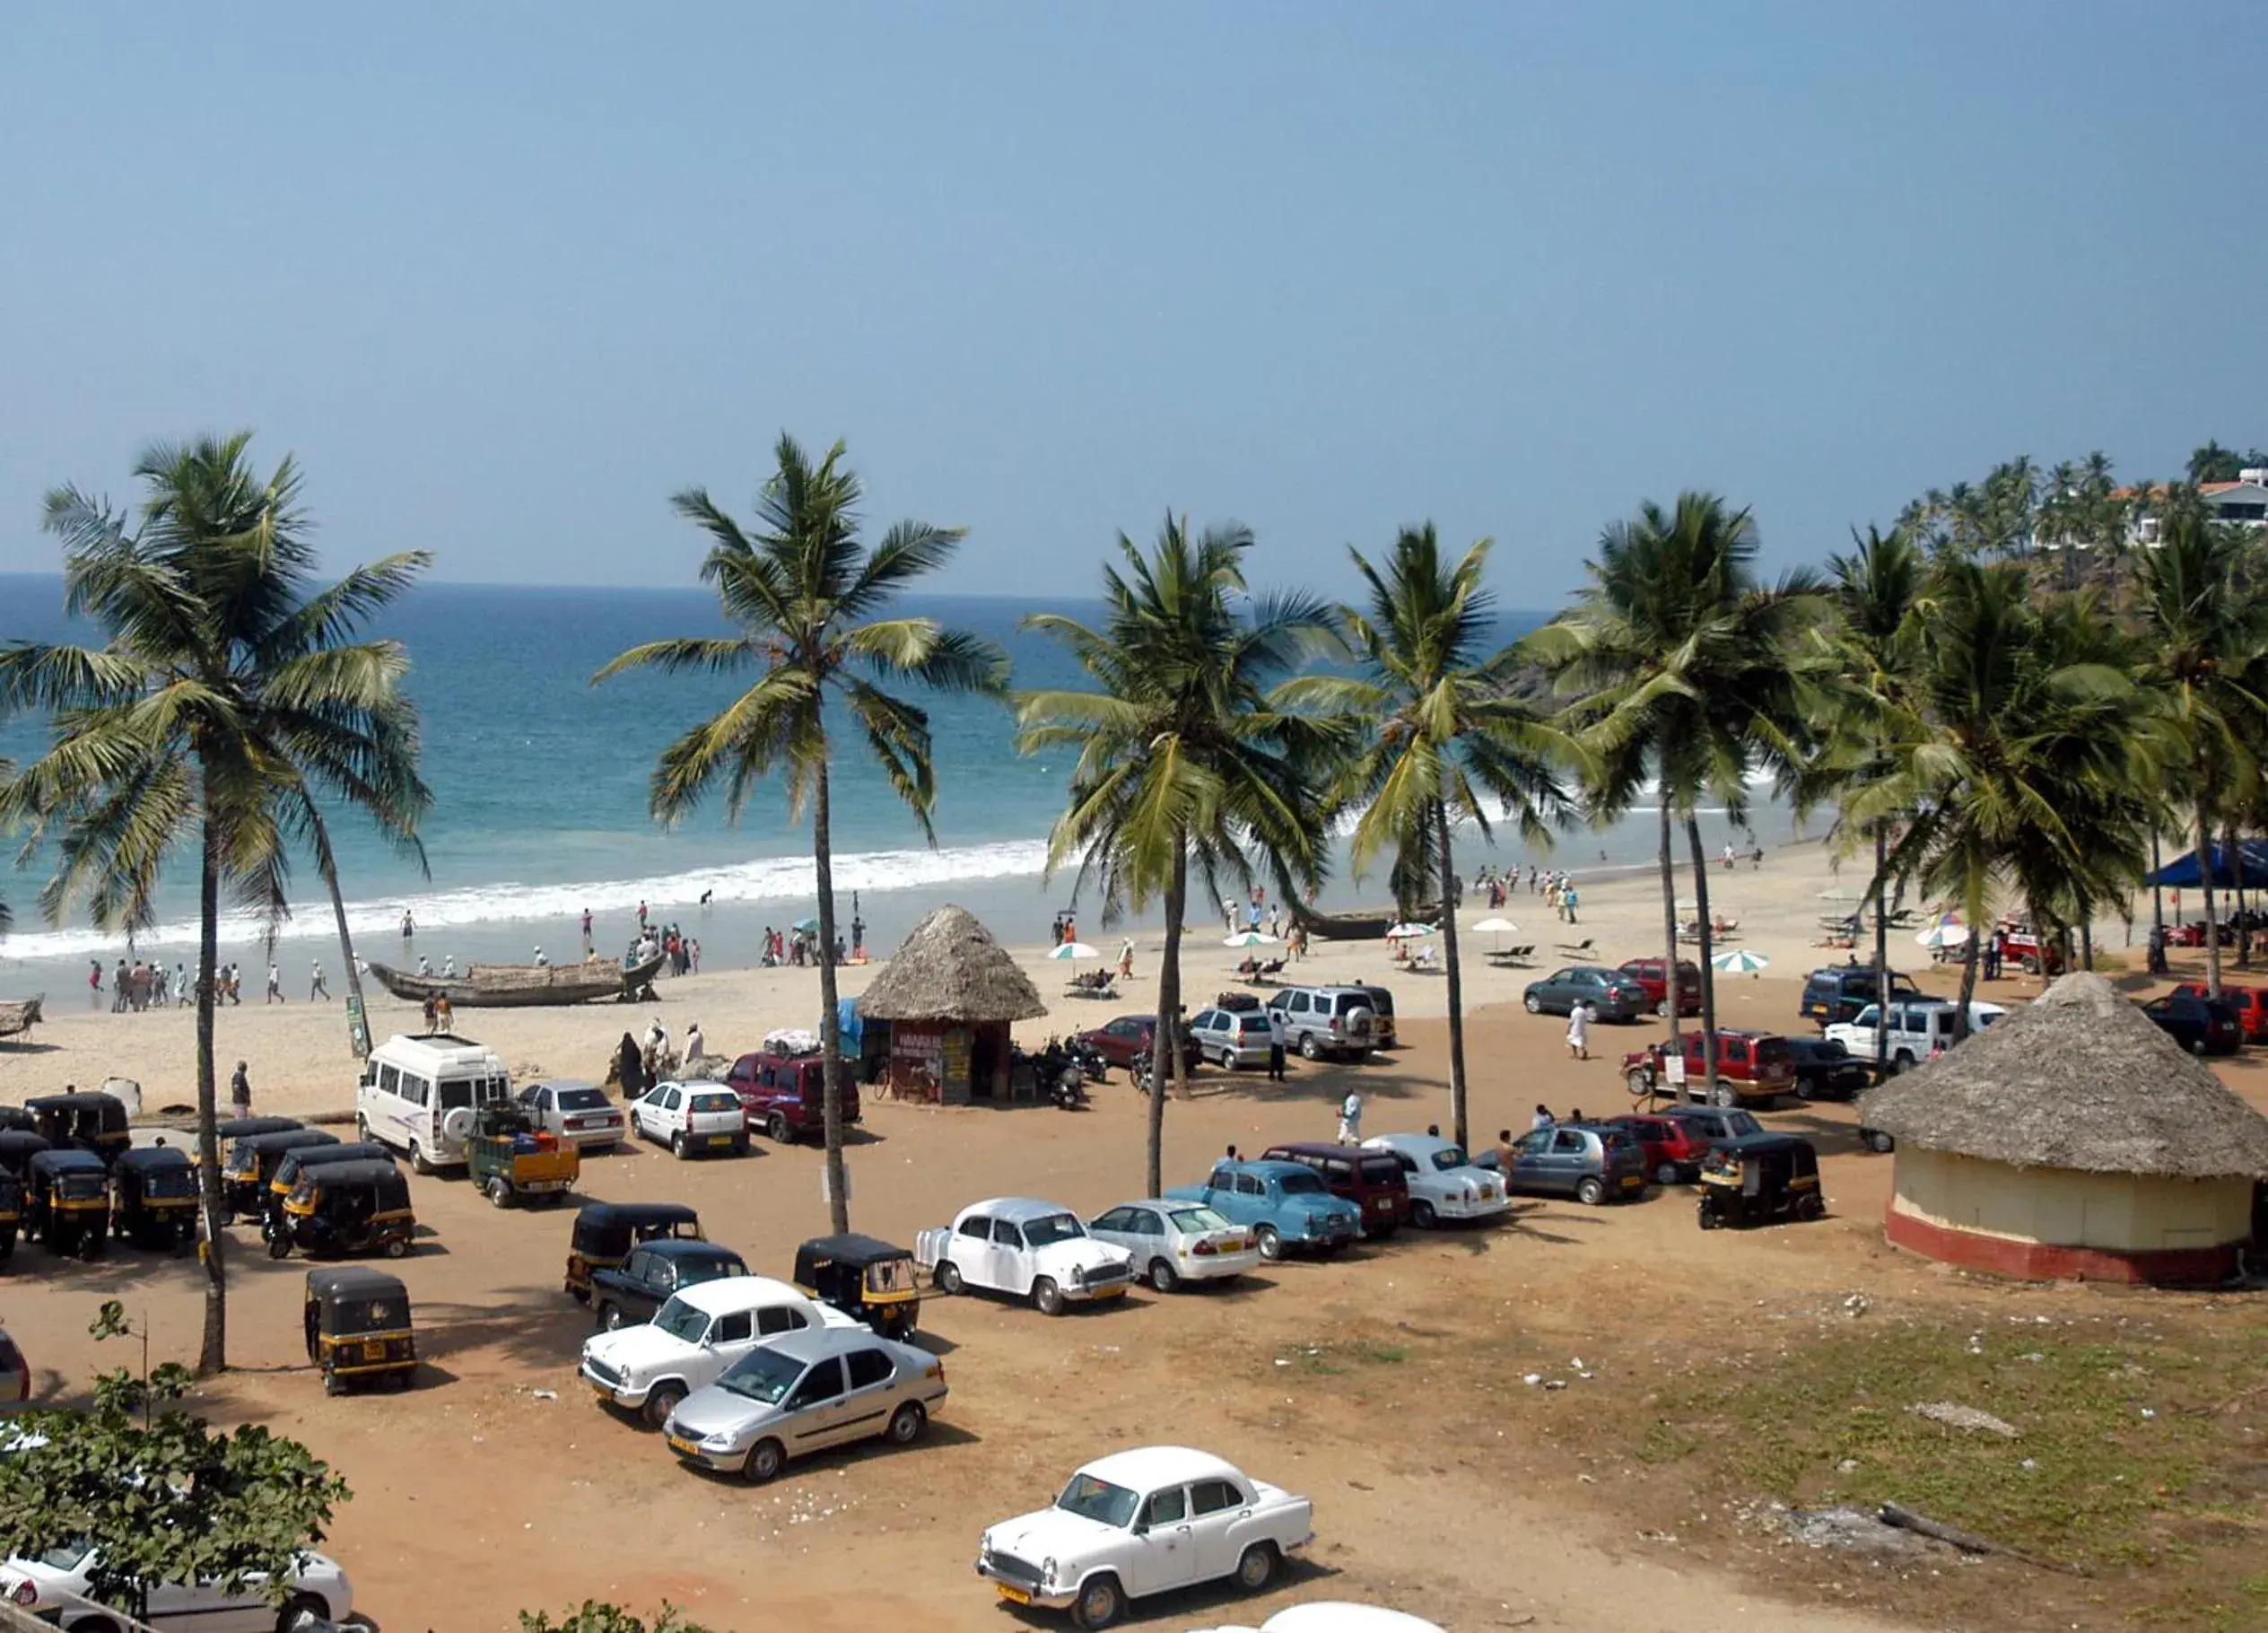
(0, 996, 43, 1040)
(1287, 902, 1437, 941)
(365, 956, 663, 1009)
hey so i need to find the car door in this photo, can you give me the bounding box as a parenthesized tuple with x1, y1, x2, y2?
(989, 1218, 1028, 1292)
(632, 1250, 677, 1318)
(781, 1354, 852, 1450)
(836, 1344, 901, 1446)
(1509, 1128, 1554, 1192)
(707, 1306, 757, 1375)
(1124, 1484, 1198, 1595)
(1184, 1475, 1251, 1579)
(1550, 1128, 1592, 1193)
(1087, 1205, 1132, 1254)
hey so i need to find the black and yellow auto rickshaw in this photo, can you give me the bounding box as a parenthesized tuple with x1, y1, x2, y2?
(0, 1105, 32, 1134)
(563, 1201, 702, 1303)
(0, 1166, 22, 1262)
(27, 1148, 112, 1258)
(266, 1160, 415, 1261)
(0, 1131, 50, 1178)
(792, 1233, 922, 1339)
(1696, 1132, 1825, 1230)
(222, 1128, 339, 1220)
(213, 1113, 306, 1144)
(303, 1265, 417, 1395)
(24, 1092, 132, 1167)
(267, 1141, 395, 1223)
(110, 1145, 198, 1251)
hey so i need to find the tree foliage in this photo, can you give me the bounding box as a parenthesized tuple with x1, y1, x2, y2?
(519, 1603, 717, 1633)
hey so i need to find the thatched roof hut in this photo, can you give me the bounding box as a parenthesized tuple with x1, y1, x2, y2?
(1862, 972, 2268, 1284)
(860, 905, 1045, 1023)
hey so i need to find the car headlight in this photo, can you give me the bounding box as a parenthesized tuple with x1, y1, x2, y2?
(1041, 1556, 1059, 1589)
(702, 1429, 736, 1449)
(1069, 1263, 1087, 1287)
(1305, 1211, 1322, 1229)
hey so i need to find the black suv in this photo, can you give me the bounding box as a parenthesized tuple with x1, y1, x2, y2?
(1800, 965, 1923, 1027)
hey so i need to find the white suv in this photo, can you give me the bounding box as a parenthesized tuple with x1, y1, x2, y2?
(580, 1275, 853, 1428)
(628, 1081, 749, 1158)
(1265, 986, 1377, 1061)
(1824, 1000, 2005, 1071)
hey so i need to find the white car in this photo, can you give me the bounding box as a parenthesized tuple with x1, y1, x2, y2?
(0, 1323, 27, 1408)
(1361, 1134, 1512, 1227)
(1824, 1000, 2005, 1070)
(1186, 1007, 1276, 1070)
(915, 1198, 1135, 1315)
(627, 1080, 748, 1159)
(977, 1445, 1314, 1629)
(515, 1078, 625, 1150)
(1191, 1606, 1445, 1633)
(1086, 1200, 1260, 1292)
(1, 1543, 352, 1631)
(580, 1275, 853, 1428)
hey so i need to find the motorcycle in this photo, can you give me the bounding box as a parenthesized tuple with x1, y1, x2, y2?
(1048, 1066, 1089, 1111)
(1063, 1036, 1110, 1084)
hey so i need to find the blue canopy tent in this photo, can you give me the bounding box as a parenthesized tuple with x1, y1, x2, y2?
(2146, 840, 2268, 890)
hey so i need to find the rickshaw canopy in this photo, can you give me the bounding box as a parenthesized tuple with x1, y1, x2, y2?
(291, 1159, 413, 1215)
(0, 1131, 53, 1173)
(229, 1127, 339, 1172)
(214, 1114, 305, 1141)
(570, 1201, 702, 1259)
(305, 1265, 413, 1336)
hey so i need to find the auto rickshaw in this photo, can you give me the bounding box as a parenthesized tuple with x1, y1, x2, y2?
(222, 1128, 339, 1220)
(27, 1148, 112, 1258)
(303, 1265, 417, 1394)
(465, 1103, 578, 1209)
(266, 1160, 415, 1261)
(268, 1142, 396, 1223)
(1696, 1132, 1825, 1230)
(110, 1145, 198, 1251)
(0, 1131, 51, 1178)
(24, 1091, 132, 1167)
(0, 1166, 22, 1263)
(0, 1106, 32, 1134)
(213, 1114, 306, 1143)
(792, 1232, 922, 1339)
(563, 1201, 702, 1302)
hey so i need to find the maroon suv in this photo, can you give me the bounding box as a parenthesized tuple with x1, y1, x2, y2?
(1260, 1142, 1411, 1238)
(724, 1051, 861, 1144)
(1617, 957, 1702, 1017)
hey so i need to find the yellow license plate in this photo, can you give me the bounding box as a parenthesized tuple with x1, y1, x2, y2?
(666, 1434, 699, 1456)
(363, 1340, 386, 1362)
(1091, 1283, 1128, 1298)
(707, 1133, 734, 1147)
(1621, 1174, 1644, 1189)
(996, 1585, 1033, 1606)
(591, 1381, 614, 1400)
(1479, 1189, 1496, 1201)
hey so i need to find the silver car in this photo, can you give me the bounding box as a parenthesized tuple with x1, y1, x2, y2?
(515, 1078, 625, 1150)
(1086, 1199, 1262, 1292)
(1185, 1007, 1277, 1070)
(662, 1325, 946, 1483)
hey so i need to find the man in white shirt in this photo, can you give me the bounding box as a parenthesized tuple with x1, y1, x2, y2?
(1265, 1006, 1287, 1082)
(1337, 1089, 1363, 1145)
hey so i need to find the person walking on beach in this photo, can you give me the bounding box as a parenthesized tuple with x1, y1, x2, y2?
(1566, 1000, 1592, 1061)
(1223, 895, 1237, 935)
(230, 1061, 252, 1115)
(172, 964, 188, 1007)
(637, 898, 649, 930)
(689, 938, 701, 974)
(1562, 884, 1580, 924)
(580, 906, 593, 955)
(434, 993, 453, 1034)
(1266, 1004, 1287, 1082)
(226, 963, 243, 1005)
(401, 909, 414, 939)
(685, 1019, 705, 1063)
(1118, 937, 1135, 981)
(422, 994, 439, 1033)
(310, 959, 329, 1001)
(1336, 1088, 1363, 1145)
(1266, 902, 1281, 939)
(266, 961, 284, 1003)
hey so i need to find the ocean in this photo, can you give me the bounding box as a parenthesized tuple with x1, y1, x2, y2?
(0, 575, 1762, 991)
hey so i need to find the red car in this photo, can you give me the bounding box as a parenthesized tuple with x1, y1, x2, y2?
(2176, 982, 2268, 1044)
(1260, 1142, 1412, 1238)
(723, 1051, 860, 1144)
(1601, 1112, 1715, 1186)
(1621, 1028, 1796, 1106)
(1077, 1014, 1200, 1075)
(1617, 957, 1702, 1018)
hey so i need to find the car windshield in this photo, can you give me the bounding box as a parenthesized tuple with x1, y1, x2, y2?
(1726, 1111, 1763, 1136)
(557, 1088, 609, 1112)
(1055, 1472, 1140, 1527)
(1427, 1147, 1470, 1171)
(1277, 1171, 1326, 1196)
(1021, 1213, 1086, 1248)
(652, 1297, 710, 1343)
(690, 1092, 738, 1114)
(1167, 1207, 1231, 1233)
(39, 1541, 91, 1571)
(718, 1345, 803, 1405)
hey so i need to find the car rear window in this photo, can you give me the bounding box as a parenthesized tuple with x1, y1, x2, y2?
(1363, 988, 1394, 1017)
(1755, 1039, 1791, 1065)
(1598, 1129, 1636, 1152)
(1237, 1017, 1270, 1035)
(690, 1092, 739, 1113)
(1358, 1157, 1401, 1183)
(557, 1088, 609, 1112)
(1278, 1171, 1326, 1196)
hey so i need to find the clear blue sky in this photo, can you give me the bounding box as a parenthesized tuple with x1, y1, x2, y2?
(1, 2, 2257, 600)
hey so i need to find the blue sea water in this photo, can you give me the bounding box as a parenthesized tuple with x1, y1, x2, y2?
(0, 574, 1749, 987)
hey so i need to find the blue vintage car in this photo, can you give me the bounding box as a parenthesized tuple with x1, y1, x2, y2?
(1164, 1159, 1360, 1262)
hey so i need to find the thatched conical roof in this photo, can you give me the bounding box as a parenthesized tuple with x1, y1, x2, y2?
(1860, 972, 2268, 1180)
(858, 905, 1046, 1025)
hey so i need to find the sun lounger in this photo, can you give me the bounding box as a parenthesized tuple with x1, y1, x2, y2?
(1555, 938, 1595, 958)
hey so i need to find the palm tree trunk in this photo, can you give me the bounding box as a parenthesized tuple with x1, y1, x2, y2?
(2080, 921, 2094, 971)
(194, 813, 228, 1376)
(308, 806, 372, 1057)
(1871, 825, 1890, 1084)
(2197, 794, 2222, 998)
(813, 761, 850, 1235)
(1682, 815, 1720, 1098)
(2227, 820, 2249, 970)
(1147, 843, 1186, 1199)
(1435, 801, 1470, 1150)
(1955, 873, 1984, 1039)
(2150, 830, 2165, 942)
(1657, 783, 1679, 1057)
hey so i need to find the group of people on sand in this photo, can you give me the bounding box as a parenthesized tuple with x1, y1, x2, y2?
(761, 925, 842, 967)
(92, 957, 188, 1013)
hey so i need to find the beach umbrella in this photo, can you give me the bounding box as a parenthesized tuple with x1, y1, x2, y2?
(791, 916, 821, 934)
(1915, 922, 1970, 949)
(1712, 948, 1770, 975)
(1223, 930, 1278, 948)
(1384, 922, 1435, 940)
(1470, 915, 1517, 951)
(1050, 941, 1100, 960)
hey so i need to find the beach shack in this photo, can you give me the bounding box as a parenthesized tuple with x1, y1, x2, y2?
(858, 905, 1046, 1105)
(1861, 973, 2268, 1285)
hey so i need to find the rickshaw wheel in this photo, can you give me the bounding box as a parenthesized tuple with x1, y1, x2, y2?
(383, 1237, 408, 1260)
(266, 1233, 292, 1260)
(1796, 1194, 1826, 1222)
(323, 1369, 344, 1397)
(486, 1176, 513, 1208)
(1697, 1201, 1720, 1230)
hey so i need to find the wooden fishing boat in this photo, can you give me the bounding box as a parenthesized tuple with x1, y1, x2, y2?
(0, 995, 43, 1040)
(1286, 902, 1438, 941)
(365, 955, 665, 1009)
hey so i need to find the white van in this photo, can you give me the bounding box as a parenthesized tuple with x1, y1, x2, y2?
(1824, 1000, 2007, 1071)
(356, 1033, 513, 1172)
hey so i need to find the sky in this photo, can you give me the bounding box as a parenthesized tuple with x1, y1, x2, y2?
(1, 2, 2260, 604)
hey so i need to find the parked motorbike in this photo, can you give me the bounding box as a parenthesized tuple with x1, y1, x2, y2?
(1063, 1037, 1110, 1083)
(1048, 1068, 1089, 1111)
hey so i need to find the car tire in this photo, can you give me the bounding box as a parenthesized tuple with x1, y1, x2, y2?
(1032, 1276, 1064, 1316)
(1148, 1258, 1179, 1293)
(2191, 1036, 2209, 1056)
(354, 1114, 370, 1142)
(1795, 1079, 1819, 1102)
(1253, 1225, 1282, 1262)
(1217, 1046, 1237, 1070)
(641, 1381, 685, 1430)
(1796, 1194, 1826, 1222)
(1523, 993, 1543, 1014)
(743, 1437, 787, 1485)
(1410, 1200, 1437, 1229)
(278, 1594, 330, 1633)
(486, 1176, 513, 1208)
(76, 1617, 124, 1633)
(1626, 1068, 1653, 1098)
(266, 1231, 292, 1260)
(1072, 1573, 1126, 1630)
(1890, 1052, 1914, 1076)
(935, 1260, 963, 1294)
(886, 1401, 928, 1445)
(1711, 1083, 1738, 1108)
(1656, 998, 1674, 1019)
(669, 1132, 688, 1159)
(767, 1113, 792, 1143)
(1234, 1541, 1280, 1594)
(598, 1301, 624, 1332)
(1655, 1161, 1682, 1186)
(408, 1140, 433, 1175)
(1575, 1175, 1607, 1206)
(1867, 1130, 1896, 1154)
(1299, 1034, 1321, 1060)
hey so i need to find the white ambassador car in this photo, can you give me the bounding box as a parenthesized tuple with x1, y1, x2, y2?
(1, 1544, 352, 1630)
(977, 1445, 1313, 1629)
(581, 1274, 856, 1428)
(1086, 1200, 1260, 1293)
(1361, 1133, 1512, 1227)
(915, 1198, 1135, 1315)
(1189, 1605, 1444, 1633)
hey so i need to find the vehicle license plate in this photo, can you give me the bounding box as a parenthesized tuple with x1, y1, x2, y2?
(362, 1340, 386, 1362)
(708, 1133, 733, 1147)
(1090, 1283, 1127, 1299)
(1620, 1174, 1644, 1190)
(1370, 1198, 1390, 1211)
(590, 1380, 614, 1401)
(1479, 1188, 1496, 1201)
(996, 1586, 1033, 1606)
(666, 1434, 700, 1457)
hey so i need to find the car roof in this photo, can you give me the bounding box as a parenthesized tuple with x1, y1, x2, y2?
(581, 1201, 700, 1226)
(118, 1145, 191, 1170)
(760, 1323, 912, 1365)
(676, 1274, 806, 1314)
(1077, 1445, 1244, 1490)
(1216, 1159, 1314, 1182)
(1364, 1133, 1460, 1157)
(636, 1238, 742, 1263)
(31, 1148, 107, 1171)
(1714, 1132, 1816, 1154)
(531, 1077, 602, 1091)
(964, 1197, 1081, 1224)
(1260, 1607, 1445, 1633)
(25, 1092, 123, 1112)
(1264, 1141, 1391, 1160)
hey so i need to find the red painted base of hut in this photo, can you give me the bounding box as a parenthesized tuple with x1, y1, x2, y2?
(1883, 1204, 2241, 1286)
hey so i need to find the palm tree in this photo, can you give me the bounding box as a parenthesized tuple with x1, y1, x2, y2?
(595, 435, 1006, 1231)
(0, 433, 430, 1375)
(1279, 526, 1572, 1150)
(1527, 494, 1819, 1097)
(1016, 517, 1337, 1196)
(2130, 494, 2268, 998)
